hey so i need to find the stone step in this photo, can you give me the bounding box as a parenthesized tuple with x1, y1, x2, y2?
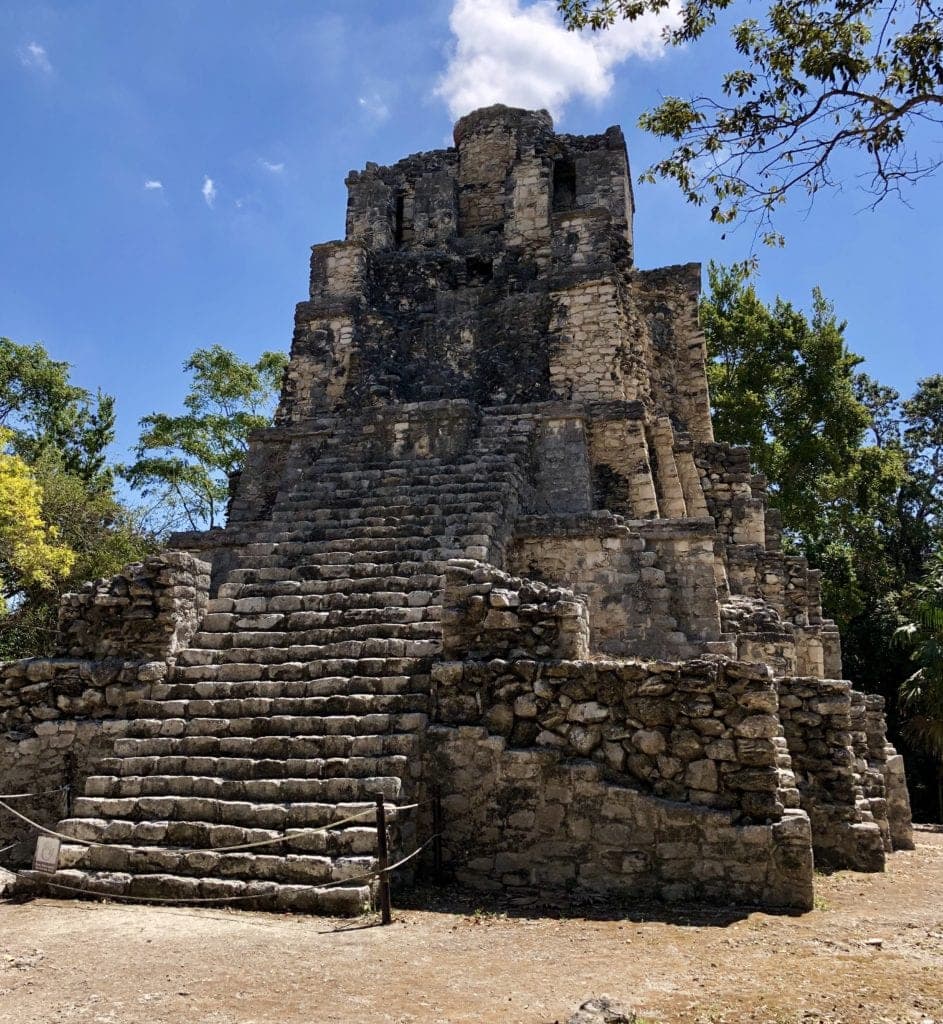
(269, 535, 483, 555)
(17, 869, 372, 916)
(271, 498, 506, 520)
(216, 574, 444, 599)
(96, 738, 419, 778)
(82, 765, 413, 801)
(223, 560, 451, 584)
(262, 510, 503, 534)
(264, 517, 500, 541)
(171, 655, 429, 680)
(229, 547, 470, 571)
(284, 455, 513, 476)
(59, 820, 382, 857)
(133, 692, 429, 719)
(61, 801, 401, 844)
(205, 592, 437, 614)
(72, 782, 403, 825)
(57, 842, 380, 889)
(190, 621, 441, 649)
(155, 674, 425, 701)
(201, 606, 441, 630)
(109, 729, 419, 761)
(287, 477, 513, 497)
(124, 707, 428, 738)
(209, 638, 440, 662)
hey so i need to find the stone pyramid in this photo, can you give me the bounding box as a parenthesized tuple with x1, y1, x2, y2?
(1, 105, 913, 913)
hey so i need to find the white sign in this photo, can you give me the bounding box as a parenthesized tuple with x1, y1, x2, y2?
(33, 836, 61, 874)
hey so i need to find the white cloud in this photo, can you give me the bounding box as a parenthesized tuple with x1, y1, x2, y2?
(201, 176, 216, 208)
(436, 0, 679, 120)
(358, 93, 390, 123)
(260, 159, 284, 173)
(19, 41, 52, 74)
(144, 179, 163, 191)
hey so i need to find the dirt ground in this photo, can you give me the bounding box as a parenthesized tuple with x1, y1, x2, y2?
(1, 829, 941, 1024)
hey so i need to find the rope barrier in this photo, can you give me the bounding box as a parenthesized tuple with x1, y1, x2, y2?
(29, 834, 441, 907)
(0, 797, 423, 855)
(38, 880, 280, 905)
(0, 786, 70, 801)
(0, 786, 439, 912)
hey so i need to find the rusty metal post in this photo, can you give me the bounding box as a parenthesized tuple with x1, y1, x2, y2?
(432, 785, 444, 886)
(375, 795, 392, 925)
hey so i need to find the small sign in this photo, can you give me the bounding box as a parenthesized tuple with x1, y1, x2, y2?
(33, 836, 61, 874)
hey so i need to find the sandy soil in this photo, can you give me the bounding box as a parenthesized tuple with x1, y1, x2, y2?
(1, 830, 941, 1024)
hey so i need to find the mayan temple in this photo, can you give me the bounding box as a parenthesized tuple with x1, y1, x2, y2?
(0, 105, 914, 913)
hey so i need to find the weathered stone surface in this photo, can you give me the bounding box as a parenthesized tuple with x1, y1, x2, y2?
(0, 104, 909, 915)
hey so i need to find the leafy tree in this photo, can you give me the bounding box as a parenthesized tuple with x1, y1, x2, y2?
(896, 549, 943, 819)
(0, 337, 115, 485)
(35, 455, 156, 590)
(123, 345, 287, 531)
(0, 458, 158, 660)
(0, 433, 75, 601)
(559, 0, 943, 243)
(703, 267, 943, 817)
(701, 261, 877, 533)
(0, 339, 155, 659)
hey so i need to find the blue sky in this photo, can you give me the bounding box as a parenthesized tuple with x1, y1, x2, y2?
(2, 0, 941, 461)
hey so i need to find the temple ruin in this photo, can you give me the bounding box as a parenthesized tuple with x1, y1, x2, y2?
(1, 105, 913, 913)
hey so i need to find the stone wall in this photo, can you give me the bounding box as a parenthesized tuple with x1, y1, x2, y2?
(441, 561, 590, 661)
(0, 658, 164, 859)
(1, 552, 208, 862)
(424, 723, 813, 910)
(432, 655, 798, 823)
(863, 693, 915, 850)
(55, 552, 210, 661)
(776, 676, 888, 871)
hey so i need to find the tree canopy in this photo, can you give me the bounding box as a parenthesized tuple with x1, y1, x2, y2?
(701, 261, 876, 532)
(896, 548, 943, 817)
(702, 264, 943, 816)
(0, 433, 75, 601)
(123, 345, 287, 531)
(0, 337, 115, 485)
(559, 0, 943, 243)
(0, 341, 156, 659)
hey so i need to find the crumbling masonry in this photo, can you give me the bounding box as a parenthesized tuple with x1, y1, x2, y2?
(1, 106, 913, 913)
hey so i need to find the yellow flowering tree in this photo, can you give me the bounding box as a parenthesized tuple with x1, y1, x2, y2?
(0, 432, 75, 602)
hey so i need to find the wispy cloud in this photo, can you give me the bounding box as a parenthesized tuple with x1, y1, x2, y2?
(19, 41, 52, 74)
(201, 176, 217, 208)
(358, 93, 390, 123)
(144, 179, 163, 191)
(260, 159, 284, 173)
(436, 0, 679, 120)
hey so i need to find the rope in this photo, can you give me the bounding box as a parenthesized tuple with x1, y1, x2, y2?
(39, 880, 280, 905)
(0, 786, 70, 801)
(0, 798, 421, 855)
(30, 834, 440, 906)
(0, 843, 16, 856)
(309, 832, 441, 891)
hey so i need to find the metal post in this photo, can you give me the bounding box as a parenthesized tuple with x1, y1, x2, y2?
(375, 795, 392, 925)
(432, 785, 444, 886)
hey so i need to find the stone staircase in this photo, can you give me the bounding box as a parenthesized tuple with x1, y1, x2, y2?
(21, 438, 529, 912)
